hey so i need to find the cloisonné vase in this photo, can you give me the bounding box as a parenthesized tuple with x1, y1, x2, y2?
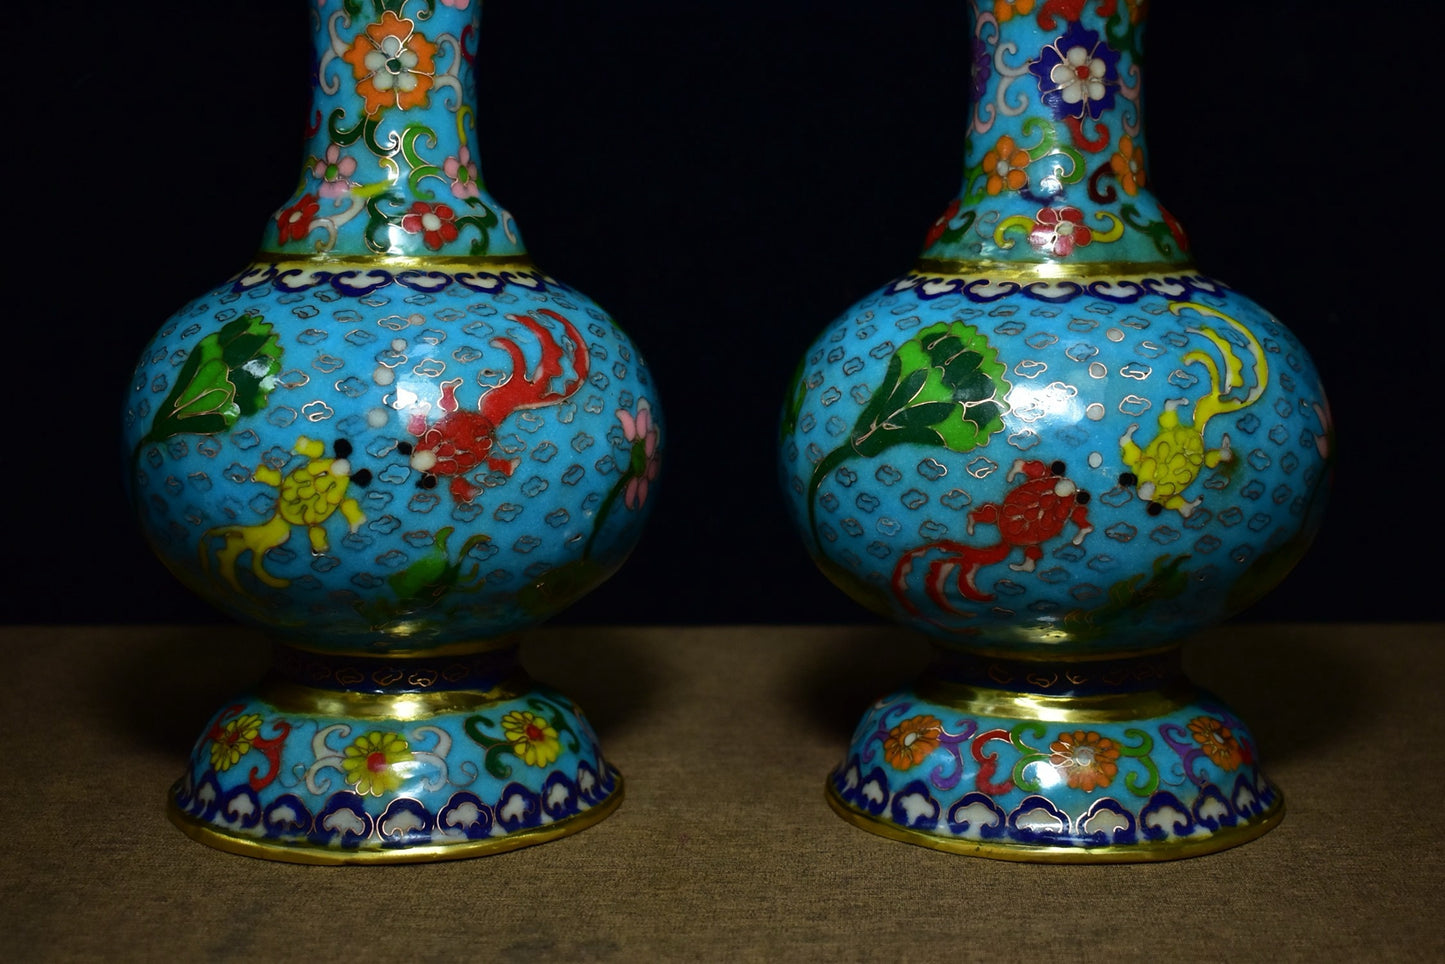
(122, 0, 662, 863)
(779, 0, 1331, 861)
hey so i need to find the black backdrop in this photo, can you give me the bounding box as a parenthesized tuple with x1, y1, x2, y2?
(11, 2, 1432, 627)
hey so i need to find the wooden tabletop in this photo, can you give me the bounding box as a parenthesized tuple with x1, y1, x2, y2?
(5, 623, 1440, 961)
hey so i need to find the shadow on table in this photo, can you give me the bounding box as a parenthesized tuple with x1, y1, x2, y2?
(1183, 621, 1366, 764)
(520, 626, 663, 739)
(96, 625, 272, 755)
(784, 624, 932, 741)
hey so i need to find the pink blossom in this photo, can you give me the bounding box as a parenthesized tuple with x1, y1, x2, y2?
(312, 143, 357, 200)
(444, 145, 481, 200)
(617, 398, 661, 509)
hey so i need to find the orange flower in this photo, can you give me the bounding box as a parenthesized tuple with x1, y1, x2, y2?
(981, 135, 1030, 195)
(1188, 716, 1243, 771)
(993, 0, 1036, 22)
(1049, 730, 1121, 792)
(1110, 134, 1146, 195)
(343, 11, 438, 116)
(883, 715, 943, 770)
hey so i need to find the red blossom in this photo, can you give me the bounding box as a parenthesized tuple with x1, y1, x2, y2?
(400, 201, 459, 250)
(1028, 205, 1093, 257)
(924, 199, 961, 249)
(1158, 202, 1190, 252)
(276, 195, 320, 244)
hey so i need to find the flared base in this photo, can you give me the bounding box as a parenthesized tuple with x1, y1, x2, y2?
(826, 648, 1282, 862)
(167, 644, 622, 863)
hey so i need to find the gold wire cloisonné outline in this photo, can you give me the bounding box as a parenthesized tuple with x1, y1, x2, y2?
(166, 771, 624, 865)
(825, 780, 1283, 864)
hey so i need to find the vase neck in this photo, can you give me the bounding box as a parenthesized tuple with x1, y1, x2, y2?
(259, 0, 525, 260)
(920, 1, 1191, 270)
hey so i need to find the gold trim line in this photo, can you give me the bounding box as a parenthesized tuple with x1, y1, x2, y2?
(826, 782, 1282, 863)
(250, 252, 540, 270)
(255, 671, 533, 718)
(912, 677, 1198, 723)
(912, 258, 1200, 280)
(167, 774, 624, 865)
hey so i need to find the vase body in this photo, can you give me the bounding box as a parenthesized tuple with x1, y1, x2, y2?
(123, 0, 661, 862)
(779, 1, 1330, 860)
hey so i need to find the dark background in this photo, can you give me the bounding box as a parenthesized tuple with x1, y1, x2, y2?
(10, 2, 1431, 628)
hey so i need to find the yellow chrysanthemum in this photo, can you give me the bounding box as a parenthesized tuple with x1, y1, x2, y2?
(502, 710, 561, 768)
(342, 730, 414, 796)
(209, 713, 264, 772)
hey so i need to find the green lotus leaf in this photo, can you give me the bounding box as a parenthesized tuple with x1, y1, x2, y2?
(142, 315, 282, 445)
(849, 320, 1009, 457)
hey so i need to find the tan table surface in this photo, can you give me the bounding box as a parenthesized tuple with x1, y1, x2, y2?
(5, 623, 1442, 962)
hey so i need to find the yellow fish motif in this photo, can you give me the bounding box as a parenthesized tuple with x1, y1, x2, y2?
(1119, 303, 1267, 517)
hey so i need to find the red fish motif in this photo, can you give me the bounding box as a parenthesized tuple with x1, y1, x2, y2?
(401, 309, 589, 503)
(892, 458, 1093, 613)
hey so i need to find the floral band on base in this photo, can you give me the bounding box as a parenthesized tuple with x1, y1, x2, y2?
(828, 683, 1279, 859)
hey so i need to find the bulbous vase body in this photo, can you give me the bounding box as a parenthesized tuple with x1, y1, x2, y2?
(122, 0, 661, 862)
(779, 1, 1329, 860)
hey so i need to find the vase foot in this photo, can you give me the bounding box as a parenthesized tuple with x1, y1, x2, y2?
(167, 644, 622, 864)
(826, 648, 1283, 862)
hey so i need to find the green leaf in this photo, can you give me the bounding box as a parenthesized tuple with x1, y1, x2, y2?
(141, 315, 282, 445)
(846, 320, 1009, 459)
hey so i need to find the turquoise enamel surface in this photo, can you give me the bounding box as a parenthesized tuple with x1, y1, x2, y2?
(779, 270, 1329, 652)
(261, 0, 525, 258)
(123, 1, 662, 653)
(124, 0, 654, 859)
(830, 686, 1279, 854)
(923, 0, 1187, 266)
(780, 1, 1330, 858)
(125, 263, 660, 651)
(171, 669, 620, 860)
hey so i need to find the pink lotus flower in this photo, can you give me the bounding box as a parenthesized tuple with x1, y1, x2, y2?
(617, 398, 660, 509)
